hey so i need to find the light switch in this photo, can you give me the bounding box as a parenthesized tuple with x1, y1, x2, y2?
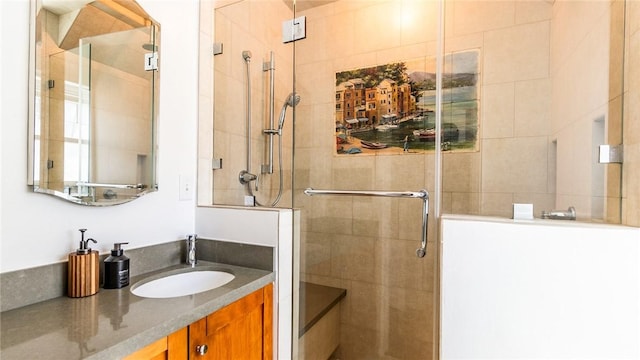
(179, 175, 193, 201)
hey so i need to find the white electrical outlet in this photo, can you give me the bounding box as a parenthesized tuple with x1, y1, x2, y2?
(244, 195, 255, 206)
(179, 175, 193, 201)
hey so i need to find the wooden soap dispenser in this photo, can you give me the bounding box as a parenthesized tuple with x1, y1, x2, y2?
(68, 228, 100, 298)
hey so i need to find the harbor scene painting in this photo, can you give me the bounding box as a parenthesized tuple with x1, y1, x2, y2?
(335, 50, 479, 155)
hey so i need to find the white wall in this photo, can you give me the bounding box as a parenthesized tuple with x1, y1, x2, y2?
(440, 215, 640, 359)
(0, 0, 200, 272)
(195, 206, 296, 360)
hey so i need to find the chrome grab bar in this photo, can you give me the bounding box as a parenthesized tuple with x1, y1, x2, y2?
(76, 182, 145, 189)
(303, 188, 430, 258)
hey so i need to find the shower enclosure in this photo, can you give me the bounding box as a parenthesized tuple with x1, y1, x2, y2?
(206, 0, 629, 358)
(210, 0, 296, 207)
(292, 2, 442, 358)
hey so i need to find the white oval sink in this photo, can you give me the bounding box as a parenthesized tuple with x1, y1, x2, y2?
(131, 270, 235, 298)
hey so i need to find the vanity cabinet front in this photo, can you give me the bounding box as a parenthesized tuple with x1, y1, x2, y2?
(124, 327, 188, 360)
(125, 283, 273, 360)
(190, 284, 273, 359)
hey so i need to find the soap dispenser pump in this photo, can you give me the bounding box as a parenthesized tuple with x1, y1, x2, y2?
(68, 229, 100, 298)
(104, 243, 130, 289)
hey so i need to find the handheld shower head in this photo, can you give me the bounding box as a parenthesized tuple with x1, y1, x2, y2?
(277, 93, 301, 131)
(242, 50, 252, 62)
(286, 92, 301, 107)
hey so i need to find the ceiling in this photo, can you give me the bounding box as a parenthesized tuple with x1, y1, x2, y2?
(283, 0, 339, 12)
(43, 0, 92, 15)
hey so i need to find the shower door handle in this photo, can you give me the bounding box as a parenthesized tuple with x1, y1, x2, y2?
(304, 188, 430, 258)
(417, 194, 429, 258)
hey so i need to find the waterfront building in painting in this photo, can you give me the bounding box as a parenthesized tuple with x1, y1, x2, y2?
(336, 77, 417, 130)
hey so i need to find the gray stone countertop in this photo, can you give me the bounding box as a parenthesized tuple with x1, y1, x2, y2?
(0, 261, 274, 360)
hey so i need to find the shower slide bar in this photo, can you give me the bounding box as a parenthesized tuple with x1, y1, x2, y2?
(303, 188, 430, 258)
(262, 51, 276, 174)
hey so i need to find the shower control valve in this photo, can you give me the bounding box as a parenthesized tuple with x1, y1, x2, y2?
(239, 170, 257, 185)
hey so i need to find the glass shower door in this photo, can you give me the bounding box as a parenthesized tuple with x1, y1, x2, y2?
(292, 1, 441, 359)
(438, 0, 625, 223)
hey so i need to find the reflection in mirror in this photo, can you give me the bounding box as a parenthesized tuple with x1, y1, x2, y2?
(29, 0, 160, 206)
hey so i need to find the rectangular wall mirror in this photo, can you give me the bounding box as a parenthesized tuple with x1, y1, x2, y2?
(28, 0, 160, 206)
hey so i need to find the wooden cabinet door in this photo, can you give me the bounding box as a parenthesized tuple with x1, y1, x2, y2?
(190, 284, 273, 360)
(123, 327, 188, 360)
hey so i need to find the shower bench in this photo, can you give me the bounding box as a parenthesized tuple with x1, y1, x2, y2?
(299, 282, 347, 360)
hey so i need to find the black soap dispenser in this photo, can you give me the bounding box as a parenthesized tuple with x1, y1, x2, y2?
(103, 243, 130, 289)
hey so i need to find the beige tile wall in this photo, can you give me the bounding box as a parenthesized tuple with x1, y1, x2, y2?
(623, 0, 640, 225)
(44, 51, 66, 190)
(207, 0, 295, 206)
(443, 0, 554, 218)
(296, 1, 439, 359)
(551, 0, 617, 221)
(444, 0, 625, 222)
(91, 61, 152, 186)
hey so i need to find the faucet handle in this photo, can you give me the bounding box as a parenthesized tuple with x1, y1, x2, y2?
(186, 234, 198, 267)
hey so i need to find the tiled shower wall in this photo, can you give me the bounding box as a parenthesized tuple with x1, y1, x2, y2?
(91, 61, 153, 186)
(442, 0, 631, 223)
(208, 0, 295, 206)
(550, 0, 623, 222)
(441, 0, 555, 217)
(623, 0, 640, 226)
(196, 0, 636, 218)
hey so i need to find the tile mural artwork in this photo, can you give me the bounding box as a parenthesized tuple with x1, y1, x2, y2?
(335, 50, 479, 155)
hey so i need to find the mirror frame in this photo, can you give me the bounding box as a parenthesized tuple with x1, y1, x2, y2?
(27, 0, 160, 206)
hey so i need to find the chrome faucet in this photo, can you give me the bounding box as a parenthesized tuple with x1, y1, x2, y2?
(186, 234, 198, 267)
(541, 206, 576, 220)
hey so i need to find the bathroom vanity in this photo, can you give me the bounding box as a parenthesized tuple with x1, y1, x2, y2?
(126, 283, 273, 359)
(0, 262, 274, 359)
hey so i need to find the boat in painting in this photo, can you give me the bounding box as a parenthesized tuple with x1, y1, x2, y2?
(413, 123, 460, 142)
(360, 140, 388, 149)
(413, 128, 436, 141)
(375, 124, 399, 131)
